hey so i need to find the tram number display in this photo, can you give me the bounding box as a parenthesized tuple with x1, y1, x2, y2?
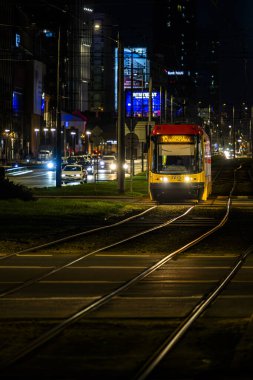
(158, 135, 194, 143)
(171, 175, 182, 180)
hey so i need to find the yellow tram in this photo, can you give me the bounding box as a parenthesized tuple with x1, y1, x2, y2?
(147, 123, 212, 202)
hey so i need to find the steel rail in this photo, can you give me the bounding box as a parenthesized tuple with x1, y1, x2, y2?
(0, 205, 193, 298)
(133, 164, 244, 380)
(0, 205, 157, 261)
(0, 165, 242, 372)
(0, 205, 196, 370)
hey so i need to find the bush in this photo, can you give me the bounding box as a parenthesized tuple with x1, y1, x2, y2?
(0, 171, 34, 201)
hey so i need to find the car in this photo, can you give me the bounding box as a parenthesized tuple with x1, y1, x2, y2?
(99, 155, 118, 173)
(76, 159, 94, 175)
(46, 159, 57, 170)
(66, 155, 79, 164)
(61, 164, 87, 184)
(98, 155, 129, 173)
(38, 149, 53, 161)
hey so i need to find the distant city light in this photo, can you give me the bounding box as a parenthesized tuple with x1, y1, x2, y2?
(167, 70, 184, 75)
(15, 33, 20, 47)
(83, 7, 93, 12)
(43, 30, 53, 38)
(94, 23, 101, 31)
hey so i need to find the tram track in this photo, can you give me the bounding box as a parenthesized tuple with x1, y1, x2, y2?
(0, 162, 253, 378)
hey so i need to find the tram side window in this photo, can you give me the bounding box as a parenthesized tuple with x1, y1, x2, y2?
(198, 141, 203, 171)
(151, 146, 158, 172)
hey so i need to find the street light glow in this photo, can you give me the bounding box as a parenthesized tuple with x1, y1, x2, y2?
(94, 23, 101, 31)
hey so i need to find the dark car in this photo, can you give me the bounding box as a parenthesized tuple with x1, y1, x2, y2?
(76, 159, 94, 175)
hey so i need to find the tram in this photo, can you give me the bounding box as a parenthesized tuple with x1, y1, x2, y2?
(147, 123, 212, 202)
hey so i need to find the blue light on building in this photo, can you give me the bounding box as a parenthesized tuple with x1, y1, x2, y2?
(15, 33, 20, 47)
(125, 90, 161, 118)
(12, 91, 23, 114)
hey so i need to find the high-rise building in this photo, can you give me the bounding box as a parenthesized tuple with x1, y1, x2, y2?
(152, 0, 199, 121)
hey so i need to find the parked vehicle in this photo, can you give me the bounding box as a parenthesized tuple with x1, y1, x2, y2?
(61, 164, 87, 184)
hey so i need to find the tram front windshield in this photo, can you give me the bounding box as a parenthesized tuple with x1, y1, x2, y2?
(152, 135, 202, 174)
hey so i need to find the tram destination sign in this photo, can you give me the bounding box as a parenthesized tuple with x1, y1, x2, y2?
(158, 135, 194, 143)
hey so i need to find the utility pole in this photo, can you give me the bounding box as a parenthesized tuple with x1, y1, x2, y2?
(170, 94, 173, 123)
(117, 34, 125, 193)
(148, 76, 152, 125)
(56, 25, 62, 187)
(160, 86, 162, 124)
(164, 89, 168, 122)
(232, 105, 236, 159)
(251, 106, 253, 158)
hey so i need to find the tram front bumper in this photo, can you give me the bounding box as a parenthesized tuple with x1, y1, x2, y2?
(150, 182, 204, 201)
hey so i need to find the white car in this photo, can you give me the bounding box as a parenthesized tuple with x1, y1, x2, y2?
(99, 155, 129, 173)
(61, 164, 87, 184)
(99, 155, 117, 173)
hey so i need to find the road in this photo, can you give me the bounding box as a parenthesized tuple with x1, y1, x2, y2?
(6, 160, 146, 188)
(6, 168, 116, 188)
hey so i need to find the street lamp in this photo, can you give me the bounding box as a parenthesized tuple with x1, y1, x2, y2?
(86, 130, 91, 154)
(43, 128, 48, 144)
(55, 24, 62, 187)
(93, 22, 125, 193)
(4, 129, 10, 163)
(116, 33, 125, 193)
(51, 128, 56, 146)
(70, 131, 76, 154)
(34, 128, 39, 157)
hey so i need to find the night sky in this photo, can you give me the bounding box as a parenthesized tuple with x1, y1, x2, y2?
(90, 0, 154, 45)
(196, 0, 253, 104)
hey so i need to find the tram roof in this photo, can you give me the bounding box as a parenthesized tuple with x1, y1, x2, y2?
(151, 123, 206, 136)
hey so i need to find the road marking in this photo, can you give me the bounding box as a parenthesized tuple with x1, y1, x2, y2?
(16, 254, 53, 257)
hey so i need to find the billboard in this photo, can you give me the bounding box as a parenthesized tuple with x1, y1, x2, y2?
(125, 90, 161, 118)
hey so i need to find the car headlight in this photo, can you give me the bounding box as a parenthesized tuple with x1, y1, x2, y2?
(61, 174, 66, 177)
(47, 162, 54, 169)
(110, 163, 117, 170)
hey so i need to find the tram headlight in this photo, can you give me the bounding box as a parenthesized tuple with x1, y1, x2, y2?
(184, 176, 192, 182)
(160, 177, 169, 182)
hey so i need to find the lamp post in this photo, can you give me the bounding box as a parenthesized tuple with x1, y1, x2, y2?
(93, 23, 125, 193)
(34, 128, 39, 157)
(86, 130, 91, 154)
(117, 33, 125, 193)
(70, 131, 76, 154)
(55, 25, 62, 187)
(50, 128, 56, 146)
(232, 105, 236, 158)
(43, 128, 48, 145)
(4, 129, 10, 163)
